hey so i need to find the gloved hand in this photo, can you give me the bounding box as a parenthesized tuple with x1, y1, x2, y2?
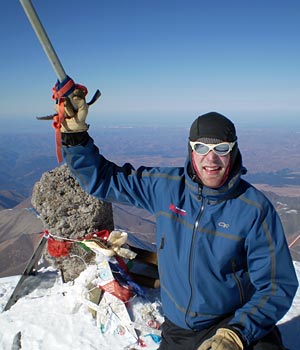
(56, 87, 89, 133)
(198, 328, 244, 350)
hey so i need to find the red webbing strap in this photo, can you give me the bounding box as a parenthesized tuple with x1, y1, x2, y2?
(52, 78, 75, 100)
(289, 234, 300, 248)
(51, 78, 75, 163)
(52, 100, 65, 163)
(74, 83, 88, 96)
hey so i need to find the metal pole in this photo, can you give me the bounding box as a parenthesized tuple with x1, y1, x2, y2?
(19, 0, 67, 83)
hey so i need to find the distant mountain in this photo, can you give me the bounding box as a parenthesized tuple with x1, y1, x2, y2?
(246, 170, 300, 187)
(1, 127, 300, 276)
(113, 203, 156, 243)
(0, 203, 43, 277)
(0, 133, 57, 198)
(251, 189, 299, 262)
(0, 233, 41, 277)
(0, 190, 26, 210)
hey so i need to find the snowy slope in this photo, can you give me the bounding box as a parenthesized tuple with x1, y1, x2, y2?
(0, 262, 299, 350)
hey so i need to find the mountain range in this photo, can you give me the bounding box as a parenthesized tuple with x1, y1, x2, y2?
(0, 125, 299, 277)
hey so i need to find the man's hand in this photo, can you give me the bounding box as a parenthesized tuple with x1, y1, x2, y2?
(57, 88, 89, 133)
(198, 328, 244, 350)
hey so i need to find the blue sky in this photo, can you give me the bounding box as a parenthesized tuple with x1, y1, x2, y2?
(1, 0, 300, 129)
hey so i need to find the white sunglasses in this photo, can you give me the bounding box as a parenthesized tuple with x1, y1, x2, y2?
(189, 141, 236, 156)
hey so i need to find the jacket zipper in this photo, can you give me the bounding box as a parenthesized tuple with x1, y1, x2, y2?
(231, 259, 245, 305)
(185, 186, 204, 329)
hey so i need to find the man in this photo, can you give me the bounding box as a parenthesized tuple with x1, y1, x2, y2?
(60, 87, 298, 350)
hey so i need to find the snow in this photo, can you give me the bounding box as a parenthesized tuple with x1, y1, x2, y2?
(0, 265, 163, 350)
(0, 262, 299, 350)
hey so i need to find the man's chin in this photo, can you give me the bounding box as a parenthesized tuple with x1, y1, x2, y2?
(201, 174, 225, 188)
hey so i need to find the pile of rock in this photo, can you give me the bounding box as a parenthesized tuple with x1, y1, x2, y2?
(31, 164, 114, 281)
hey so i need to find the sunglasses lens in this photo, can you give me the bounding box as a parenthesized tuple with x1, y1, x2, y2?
(193, 143, 210, 155)
(214, 144, 231, 155)
(191, 142, 234, 156)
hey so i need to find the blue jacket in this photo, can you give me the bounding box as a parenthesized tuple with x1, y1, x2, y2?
(63, 137, 298, 346)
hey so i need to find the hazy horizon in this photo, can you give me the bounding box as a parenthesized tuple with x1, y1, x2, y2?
(2, 110, 300, 134)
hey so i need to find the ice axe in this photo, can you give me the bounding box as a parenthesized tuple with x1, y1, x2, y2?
(19, 0, 67, 83)
(19, 0, 100, 161)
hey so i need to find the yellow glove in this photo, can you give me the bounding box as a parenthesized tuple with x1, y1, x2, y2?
(56, 88, 89, 133)
(108, 231, 137, 259)
(82, 231, 137, 260)
(198, 328, 244, 350)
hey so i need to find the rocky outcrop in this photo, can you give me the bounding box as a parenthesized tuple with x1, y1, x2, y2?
(31, 164, 114, 281)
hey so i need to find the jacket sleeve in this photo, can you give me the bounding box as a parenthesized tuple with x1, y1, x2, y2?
(228, 198, 298, 345)
(62, 136, 158, 213)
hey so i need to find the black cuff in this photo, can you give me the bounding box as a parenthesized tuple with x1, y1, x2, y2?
(226, 325, 248, 348)
(61, 131, 90, 146)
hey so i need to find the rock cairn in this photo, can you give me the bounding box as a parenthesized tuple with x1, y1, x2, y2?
(31, 164, 114, 281)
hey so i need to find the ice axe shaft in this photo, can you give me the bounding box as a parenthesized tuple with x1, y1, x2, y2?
(19, 0, 67, 83)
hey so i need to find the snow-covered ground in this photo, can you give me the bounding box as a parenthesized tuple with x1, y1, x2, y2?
(0, 262, 299, 350)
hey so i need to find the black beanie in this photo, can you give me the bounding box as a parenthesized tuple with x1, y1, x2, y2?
(189, 112, 237, 142)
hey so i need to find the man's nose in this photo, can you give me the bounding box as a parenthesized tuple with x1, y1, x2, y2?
(205, 150, 219, 160)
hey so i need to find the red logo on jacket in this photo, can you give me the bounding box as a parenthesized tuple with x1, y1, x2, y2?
(169, 203, 187, 216)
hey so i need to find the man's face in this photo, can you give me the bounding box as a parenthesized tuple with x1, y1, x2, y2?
(192, 150, 231, 188)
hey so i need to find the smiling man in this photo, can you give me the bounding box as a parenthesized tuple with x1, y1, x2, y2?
(188, 113, 238, 189)
(59, 93, 298, 350)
